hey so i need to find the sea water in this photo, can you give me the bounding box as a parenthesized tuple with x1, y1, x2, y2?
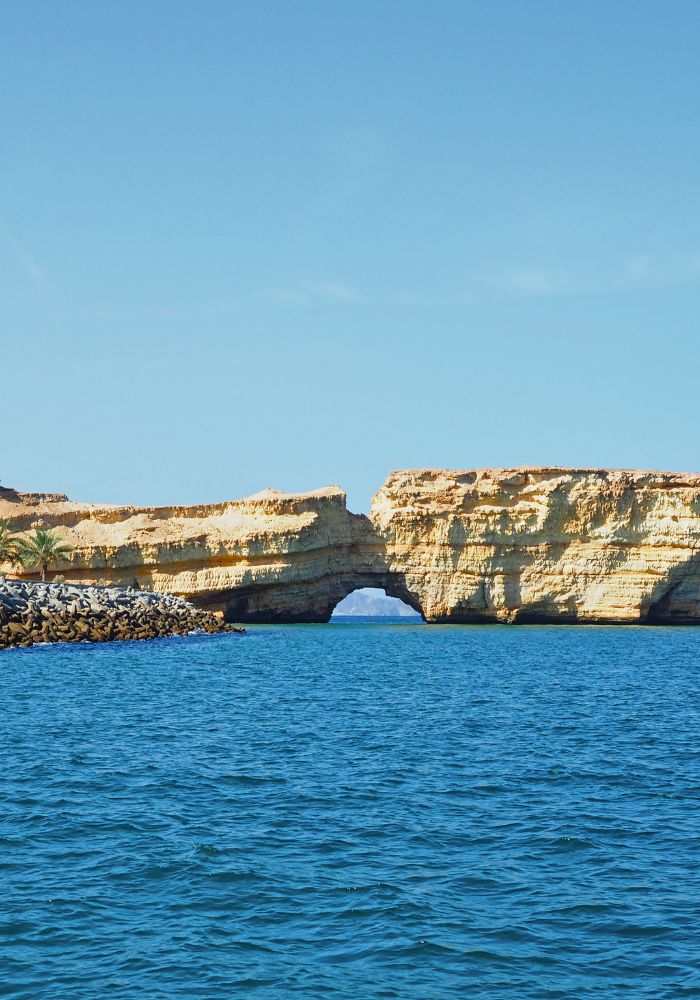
(2, 620, 700, 998)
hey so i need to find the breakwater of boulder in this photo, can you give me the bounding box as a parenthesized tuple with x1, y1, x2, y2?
(0, 579, 243, 649)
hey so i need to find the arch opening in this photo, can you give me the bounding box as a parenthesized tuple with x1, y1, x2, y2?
(331, 587, 423, 620)
(222, 573, 426, 624)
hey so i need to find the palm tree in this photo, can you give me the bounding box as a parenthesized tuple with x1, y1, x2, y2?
(14, 528, 74, 582)
(0, 519, 18, 568)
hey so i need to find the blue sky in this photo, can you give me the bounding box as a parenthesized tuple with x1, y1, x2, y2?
(2, 1, 699, 511)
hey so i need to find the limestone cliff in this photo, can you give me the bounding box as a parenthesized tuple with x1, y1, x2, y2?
(371, 468, 700, 624)
(0, 484, 375, 622)
(3, 467, 700, 624)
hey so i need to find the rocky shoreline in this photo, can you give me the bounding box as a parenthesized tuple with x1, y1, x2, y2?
(0, 579, 243, 650)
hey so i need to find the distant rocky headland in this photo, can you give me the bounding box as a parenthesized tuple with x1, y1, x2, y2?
(2, 467, 700, 625)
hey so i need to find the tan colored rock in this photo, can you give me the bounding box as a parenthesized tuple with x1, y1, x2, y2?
(0, 483, 375, 622)
(371, 468, 700, 623)
(3, 468, 700, 624)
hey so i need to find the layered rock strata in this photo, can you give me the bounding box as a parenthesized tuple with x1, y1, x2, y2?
(0, 580, 238, 649)
(2, 467, 700, 625)
(371, 468, 700, 624)
(0, 484, 376, 622)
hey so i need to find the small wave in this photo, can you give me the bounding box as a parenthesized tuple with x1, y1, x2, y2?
(0, 921, 34, 937)
(207, 868, 261, 884)
(218, 773, 286, 786)
(192, 842, 220, 855)
(614, 923, 675, 938)
(550, 836, 596, 851)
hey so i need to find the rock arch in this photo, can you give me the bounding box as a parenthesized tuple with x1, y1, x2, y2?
(223, 570, 425, 624)
(6, 468, 700, 626)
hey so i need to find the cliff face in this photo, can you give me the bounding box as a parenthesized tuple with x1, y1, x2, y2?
(3, 467, 700, 624)
(0, 485, 377, 622)
(371, 468, 700, 624)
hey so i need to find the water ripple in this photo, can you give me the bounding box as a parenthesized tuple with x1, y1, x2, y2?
(1, 623, 700, 997)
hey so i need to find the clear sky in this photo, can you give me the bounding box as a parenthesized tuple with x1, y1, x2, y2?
(2, 1, 699, 512)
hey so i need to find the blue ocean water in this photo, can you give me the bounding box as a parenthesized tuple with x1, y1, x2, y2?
(2, 620, 700, 999)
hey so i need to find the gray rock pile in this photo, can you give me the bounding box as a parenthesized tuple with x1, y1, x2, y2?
(0, 578, 242, 649)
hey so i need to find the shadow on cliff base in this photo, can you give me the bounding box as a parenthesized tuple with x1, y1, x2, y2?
(223, 573, 425, 624)
(644, 551, 700, 624)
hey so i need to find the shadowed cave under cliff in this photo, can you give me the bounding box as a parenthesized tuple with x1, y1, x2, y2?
(222, 576, 426, 624)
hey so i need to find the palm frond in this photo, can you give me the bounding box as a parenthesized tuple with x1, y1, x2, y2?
(13, 529, 74, 567)
(0, 520, 19, 564)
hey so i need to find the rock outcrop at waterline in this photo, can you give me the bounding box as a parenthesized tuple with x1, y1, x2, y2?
(3, 468, 700, 625)
(0, 579, 238, 649)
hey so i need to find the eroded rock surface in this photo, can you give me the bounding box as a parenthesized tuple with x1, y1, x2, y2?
(0, 485, 378, 622)
(3, 467, 700, 624)
(371, 468, 700, 624)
